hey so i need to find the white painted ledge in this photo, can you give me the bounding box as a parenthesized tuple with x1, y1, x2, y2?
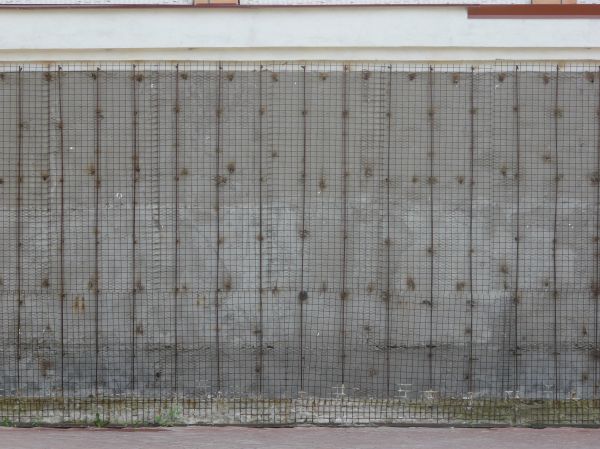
(0, 7, 598, 61)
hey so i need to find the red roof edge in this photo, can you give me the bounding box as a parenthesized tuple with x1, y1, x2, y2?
(468, 4, 600, 19)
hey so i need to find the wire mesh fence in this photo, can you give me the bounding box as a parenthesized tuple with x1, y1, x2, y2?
(0, 62, 599, 426)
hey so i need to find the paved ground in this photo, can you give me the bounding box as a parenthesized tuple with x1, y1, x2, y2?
(1, 426, 600, 449)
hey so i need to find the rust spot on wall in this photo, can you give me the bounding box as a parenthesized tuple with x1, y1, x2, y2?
(135, 280, 144, 293)
(554, 107, 563, 119)
(512, 292, 521, 305)
(319, 175, 327, 192)
(39, 359, 53, 377)
(223, 277, 232, 292)
(72, 295, 85, 313)
(88, 276, 97, 291)
(591, 281, 600, 299)
(381, 291, 390, 303)
(543, 74, 551, 85)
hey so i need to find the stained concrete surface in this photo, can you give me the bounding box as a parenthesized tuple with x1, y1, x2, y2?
(1, 427, 600, 449)
(1, 65, 600, 424)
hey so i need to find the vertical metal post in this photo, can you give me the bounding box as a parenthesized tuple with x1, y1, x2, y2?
(131, 64, 139, 391)
(257, 65, 265, 395)
(552, 65, 561, 402)
(513, 65, 522, 396)
(215, 65, 223, 392)
(57, 66, 66, 394)
(427, 66, 435, 390)
(341, 64, 349, 386)
(15, 67, 23, 400)
(595, 65, 600, 406)
(299, 65, 308, 392)
(468, 66, 475, 394)
(385, 65, 393, 397)
(174, 64, 181, 395)
(94, 67, 101, 398)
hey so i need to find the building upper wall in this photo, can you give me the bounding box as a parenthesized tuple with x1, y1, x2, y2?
(0, 5, 598, 61)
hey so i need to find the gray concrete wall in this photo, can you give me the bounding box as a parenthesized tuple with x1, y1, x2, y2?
(0, 63, 599, 414)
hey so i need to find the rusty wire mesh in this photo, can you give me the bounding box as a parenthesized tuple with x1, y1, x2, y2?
(0, 62, 599, 426)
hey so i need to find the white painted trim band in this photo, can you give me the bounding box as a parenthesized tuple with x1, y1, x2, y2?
(0, 7, 598, 61)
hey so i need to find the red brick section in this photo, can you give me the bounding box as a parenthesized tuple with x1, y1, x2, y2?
(468, 4, 600, 18)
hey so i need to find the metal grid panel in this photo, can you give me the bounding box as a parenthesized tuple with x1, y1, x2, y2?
(0, 62, 599, 426)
